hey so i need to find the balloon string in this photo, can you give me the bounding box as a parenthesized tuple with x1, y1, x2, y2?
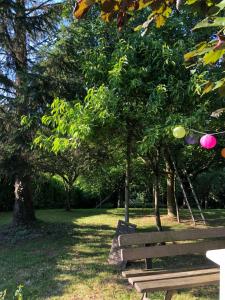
(189, 128, 225, 135)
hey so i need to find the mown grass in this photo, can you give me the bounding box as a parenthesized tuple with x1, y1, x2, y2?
(0, 208, 224, 300)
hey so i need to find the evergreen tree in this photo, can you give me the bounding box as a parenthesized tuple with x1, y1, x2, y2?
(0, 0, 64, 226)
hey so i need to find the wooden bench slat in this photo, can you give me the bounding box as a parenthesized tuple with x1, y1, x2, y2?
(122, 268, 167, 278)
(128, 267, 219, 285)
(134, 272, 219, 293)
(122, 239, 225, 261)
(122, 264, 215, 278)
(118, 227, 225, 246)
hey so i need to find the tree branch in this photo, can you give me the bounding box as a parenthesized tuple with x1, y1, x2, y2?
(0, 72, 14, 88)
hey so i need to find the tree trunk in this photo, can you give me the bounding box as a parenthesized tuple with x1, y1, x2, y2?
(145, 149, 162, 231)
(117, 187, 123, 208)
(65, 186, 72, 211)
(124, 129, 131, 223)
(13, 175, 35, 226)
(165, 161, 176, 218)
(153, 173, 162, 232)
(15, 0, 28, 90)
(12, 1, 36, 226)
(205, 198, 208, 209)
(64, 178, 74, 211)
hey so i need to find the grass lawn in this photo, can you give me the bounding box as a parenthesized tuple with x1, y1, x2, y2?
(0, 208, 224, 300)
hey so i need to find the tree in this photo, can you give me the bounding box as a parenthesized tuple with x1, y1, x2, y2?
(34, 149, 84, 211)
(74, 0, 225, 95)
(35, 12, 216, 229)
(0, 0, 64, 226)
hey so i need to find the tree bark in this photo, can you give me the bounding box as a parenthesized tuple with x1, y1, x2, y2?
(165, 160, 176, 218)
(12, 0, 36, 226)
(124, 129, 131, 223)
(14, 0, 28, 101)
(145, 149, 162, 231)
(13, 175, 35, 226)
(117, 187, 123, 208)
(65, 186, 72, 211)
(65, 177, 74, 211)
(63, 173, 79, 211)
(153, 173, 162, 232)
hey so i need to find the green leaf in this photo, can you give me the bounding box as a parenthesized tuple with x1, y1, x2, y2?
(208, 0, 225, 15)
(213, 78, 225, 90)
(52, 137, 61, 153)
(41, 115, 52, 126)
(184, 42, 212, 61)
(203, 49, 225, 64)
(20, 115, 29, 126)
(193, 17, 225, 30)
(186, 0, 199, 4)
(202, 82, 214, 95)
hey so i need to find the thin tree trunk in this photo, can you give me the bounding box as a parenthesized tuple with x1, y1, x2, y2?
(64, 177, 75, 211)
(164, 150, 176, 218)
(153, 173, 162, 231)
(152, 148, 162, 232)
(124, 129, 131, 223)
(145, 149, 162, 231)
(117, 188, 123, 208)
(174, 178, 180, 223)
(205, 198, 208, 209)
(165, 161, 176, 218)
(65, 186, 72, 211)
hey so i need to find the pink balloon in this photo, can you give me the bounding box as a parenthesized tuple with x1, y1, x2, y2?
(200, 134, 217, 149)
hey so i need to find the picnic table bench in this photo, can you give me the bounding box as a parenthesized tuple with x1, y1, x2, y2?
(118, 227, 225, 300)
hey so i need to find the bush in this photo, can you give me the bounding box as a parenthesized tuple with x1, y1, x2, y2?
(32, 174, 97, 209)
(0, 174, 98, 212)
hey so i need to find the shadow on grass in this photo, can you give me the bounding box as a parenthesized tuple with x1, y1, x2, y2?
(0, 209, 224, 299)
(0, 219, 177, 299)
(190, 285, 219, 300)
(36, 208, 167, 221)
(0, 220, 122, 299)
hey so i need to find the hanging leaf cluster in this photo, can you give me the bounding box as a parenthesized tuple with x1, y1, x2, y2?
(74, 0, 174, 29)
(74, 0, 225, 97)
(184, 0, 225, 95)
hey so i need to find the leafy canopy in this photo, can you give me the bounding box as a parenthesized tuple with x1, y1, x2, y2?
(74, 0, 225, 95)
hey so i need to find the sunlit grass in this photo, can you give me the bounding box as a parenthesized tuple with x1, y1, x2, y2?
(0, 208, 222, 299)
